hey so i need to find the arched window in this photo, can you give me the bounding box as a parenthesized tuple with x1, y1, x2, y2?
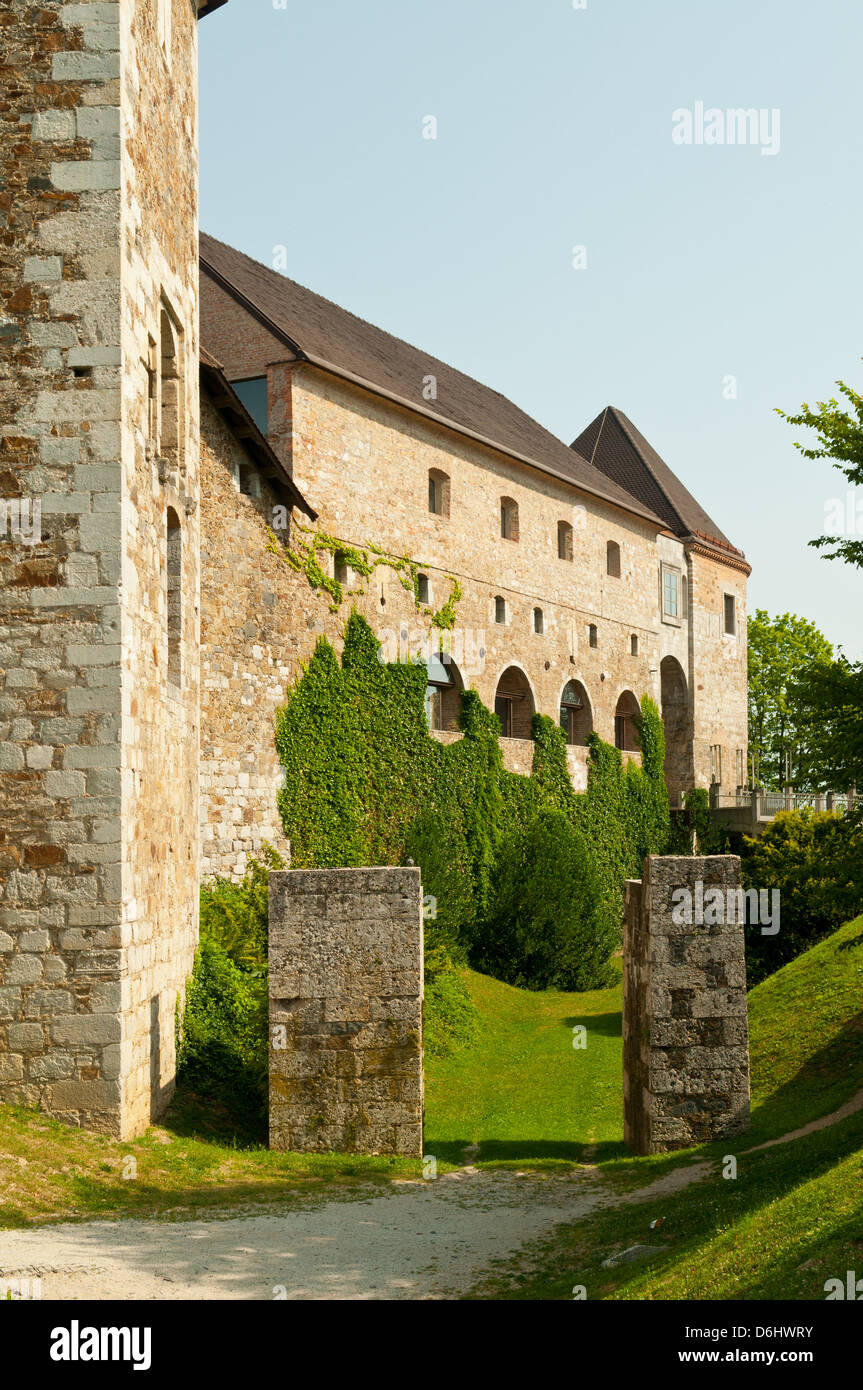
(494, 666, 535, 739)
(614, 690, 641, 751)
(417, 573, 431, 605)
(606, 539, 621, 578)
(660, 656, 691, 800)
(166, 507, 182, 688)
(428, 468, 450, 517)
(588, 623, 598, 649)
(630, 633, 638, 656)
(557, 520, 573, 561)
(533, 607, 544, 635)
(494, 595, 506, 625)
(500, 496, 519, 541)
(425, 653, 464, 732)
(159, 305, 184, 476)
(560, 680, 592, 746)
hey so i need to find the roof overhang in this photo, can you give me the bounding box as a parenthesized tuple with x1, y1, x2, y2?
(200, 255, 667, 534)
(200, 349, 317, 520)
(197, 0, 229, 18)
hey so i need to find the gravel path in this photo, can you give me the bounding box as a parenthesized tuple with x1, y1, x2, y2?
(0, 1161, 708, 1301)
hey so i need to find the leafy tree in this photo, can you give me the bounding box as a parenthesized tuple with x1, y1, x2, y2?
(791, 657, 863, 791)
(777, 372, 863, 568)
(743, 808, 863, 986)
(747, 609, 833, 788)
(476, 806, 617, 991)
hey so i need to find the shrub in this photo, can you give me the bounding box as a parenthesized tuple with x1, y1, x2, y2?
(423, 943, 480, 1057)
(476, 806, 618, 990)
(742, 808, 863, 985)
(178, 848, 285, 1125)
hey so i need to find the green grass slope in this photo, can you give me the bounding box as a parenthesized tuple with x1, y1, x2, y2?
(465, 913, 863, 1300)
(747, 913, 863, 1141)
(424, 961, 624, 1165)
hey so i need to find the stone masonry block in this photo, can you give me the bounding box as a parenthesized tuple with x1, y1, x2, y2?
(623, 856, 750, 1155)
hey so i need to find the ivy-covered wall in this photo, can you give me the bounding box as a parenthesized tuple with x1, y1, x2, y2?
(276, 612, 671, 969)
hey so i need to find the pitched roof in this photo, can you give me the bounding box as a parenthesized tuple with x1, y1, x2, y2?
(571, 406, 746, 562)
(199, 233, 664, 528)
(200, 346, 316, 519)
(197, 1, 229, 16)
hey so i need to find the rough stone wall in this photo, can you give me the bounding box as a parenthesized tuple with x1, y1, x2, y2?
(116, 0, 200, 1137)
(268, 868, 423, 1157)
(623, 855, 750, 1155)
(196, 351, 748, 877)
(199, 396, 294, 878)
(0, 0, 200, 1136)
(688, 548, 748, 791)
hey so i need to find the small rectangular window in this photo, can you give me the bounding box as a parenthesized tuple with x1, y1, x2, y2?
(724, 593, 736, 635)
(495, 596, 506, 625)
(710, 744, 722, 785)
(588, 623, 598, 649)
(533, 608, 543, 635)
(232, 377, 269, 436)
(417, 573, 430, 605)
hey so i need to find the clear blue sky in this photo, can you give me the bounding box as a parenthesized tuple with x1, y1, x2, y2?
(199, 0, 863, 659)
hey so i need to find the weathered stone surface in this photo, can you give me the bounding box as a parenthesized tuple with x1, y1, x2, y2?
(0, 0, 200, 1138)
(623, 855, 751, 1154)
(269, 868, 423, 1158)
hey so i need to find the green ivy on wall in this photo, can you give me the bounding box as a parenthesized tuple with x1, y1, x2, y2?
(266, 520, 463, 629)
(276, 611, 671, 967)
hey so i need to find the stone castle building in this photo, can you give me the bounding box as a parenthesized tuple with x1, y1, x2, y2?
(0, 0, 749, 1136)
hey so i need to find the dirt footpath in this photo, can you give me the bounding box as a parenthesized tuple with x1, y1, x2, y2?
(0, 1162, 708, 1301)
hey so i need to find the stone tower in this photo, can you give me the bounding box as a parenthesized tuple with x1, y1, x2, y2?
(0, 1, 222, 1136)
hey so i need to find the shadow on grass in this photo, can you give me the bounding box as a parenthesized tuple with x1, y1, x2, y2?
(421, 1136, 629, 1166)
(563, 1010, 622, 1039)
(472, 1106, 863, 1300)
(160, 1083, 267, 1149)
(749, 1013, 863, 1143)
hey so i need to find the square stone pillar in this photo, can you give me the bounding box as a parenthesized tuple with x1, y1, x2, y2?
(623, 855, 750, 1154)
(268, 868, 423, 1156)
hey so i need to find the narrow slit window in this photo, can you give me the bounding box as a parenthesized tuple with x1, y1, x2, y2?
(533, 607, 544, 635)
(166, 507, 182, 688)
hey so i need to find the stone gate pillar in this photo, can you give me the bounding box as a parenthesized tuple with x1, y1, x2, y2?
(268, 867, 423, 1157)
(623, 855, 750, 1154)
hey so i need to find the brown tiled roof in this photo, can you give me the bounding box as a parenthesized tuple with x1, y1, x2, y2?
(200, 346, 316, 519)
(199, 233, 665, 528)
(571, 406, 746, 562)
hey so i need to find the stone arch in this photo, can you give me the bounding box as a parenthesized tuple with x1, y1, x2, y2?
(425, 651, 464, 732)
(660, 655, 691, 800)
(614, 689, 640, 751)
(494, 664, 535, 739)
(559, 678, 592, 746)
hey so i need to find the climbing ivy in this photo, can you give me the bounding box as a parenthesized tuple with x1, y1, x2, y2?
(266, 520, 463, 629)
(275, 612, 671, 967)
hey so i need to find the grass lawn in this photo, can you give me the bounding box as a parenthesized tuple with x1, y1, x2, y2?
(0, 1090, 417, 1229)
(2, 916, 861, 1238)
(424, 959, 624, 1167)
(466, 1106, 863, 1301)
